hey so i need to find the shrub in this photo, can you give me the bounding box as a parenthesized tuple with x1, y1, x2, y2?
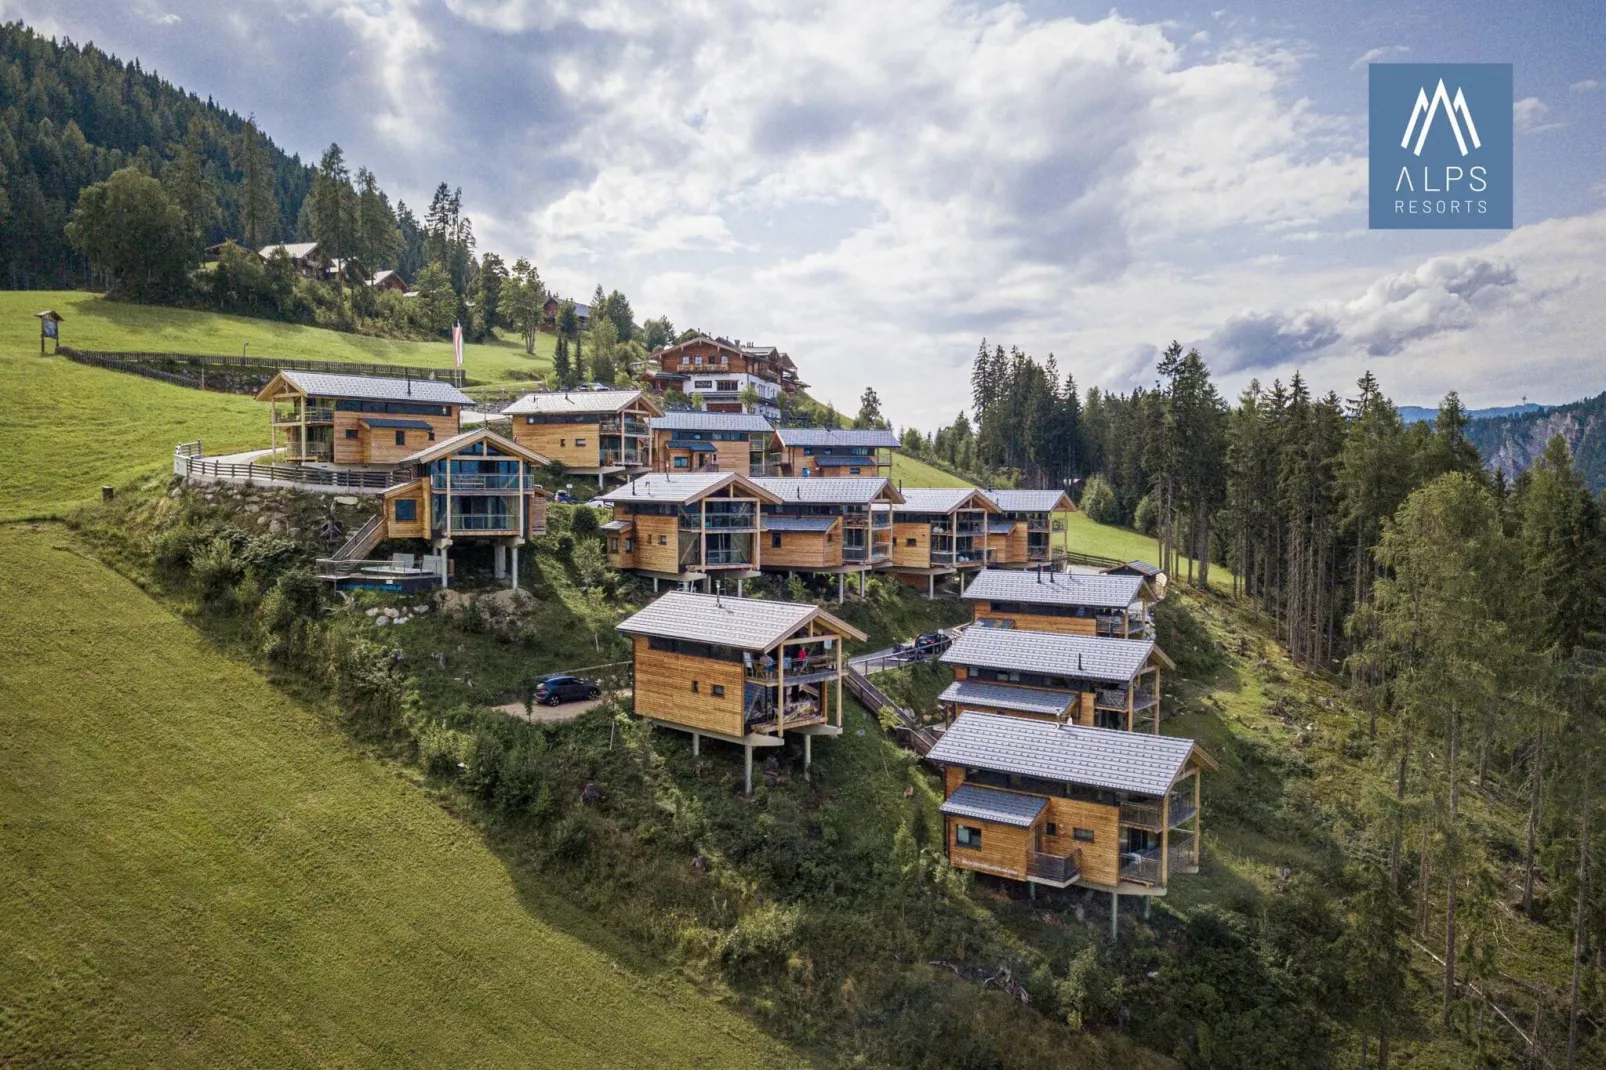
(719, 902, 802, 977)
(1153, 596, 1222, 676)
(1133, 492, 1158, 536)
(1081, 475, 1122, 525)
(569, 504, 599, 538)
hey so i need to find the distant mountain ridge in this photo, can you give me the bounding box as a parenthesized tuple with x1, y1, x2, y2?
(1398, 402, 1546, 423)
(1463, 392, 1606, 492)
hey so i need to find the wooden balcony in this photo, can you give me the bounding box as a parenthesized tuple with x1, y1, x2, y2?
(1027, 846, 1081, 885)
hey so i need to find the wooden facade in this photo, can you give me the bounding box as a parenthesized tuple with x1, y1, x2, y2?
(256, 371, 470, 466)
(981, 490, 1075, 567)
(773, 428, 899, 477)
(960, 569, 1155, 640)
(506, 390, 662, 474)
(619, 592, 869, 792)
(598, 472, 784, 582)
(649, 413, 780, 477)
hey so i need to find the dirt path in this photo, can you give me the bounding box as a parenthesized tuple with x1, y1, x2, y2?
(493, 690, 629, 724)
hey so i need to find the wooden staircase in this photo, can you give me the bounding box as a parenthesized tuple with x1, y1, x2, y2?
(331, 514, 386, 561)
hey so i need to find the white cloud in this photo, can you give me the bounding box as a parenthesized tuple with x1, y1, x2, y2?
(1515, 96, 1565, 135)
(1570, 79, 1600, 93)
(1351, 45, 1408, 70)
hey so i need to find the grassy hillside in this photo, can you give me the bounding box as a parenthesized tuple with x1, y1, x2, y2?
(0, 292, 554, 520)
(890, 452, 975, 489)
(0, 525, 794, 1069)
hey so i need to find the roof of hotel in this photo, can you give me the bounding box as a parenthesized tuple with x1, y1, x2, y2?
(941, 627, 1156, 682)
(961, 569, 1146, 610)
(617, 592, 867, 649)
(651, 411, 774, 432)
(886, 487, 1000, 515)
(983, 489, 1075, 513)
(597, 471, 783, 506)
(937, 679, 1077, 717)
(259, 371, 473, 406)
(754, 476, 903, 505)
(503, 389, 659, 415)
(773, 427, 900, 448)
(928, 713, 1211, 796)
(940, 783, 1047, 827)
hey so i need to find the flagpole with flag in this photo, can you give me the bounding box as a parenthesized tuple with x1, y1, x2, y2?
(452, 321, 464, 377)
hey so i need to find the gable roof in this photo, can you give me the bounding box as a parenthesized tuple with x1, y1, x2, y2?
(618, 591, 867, 649)
(397, 426, 552, 468)
(260, 242, 320, 260)
(1105, 560, 1162, 579)
(888, 487, 1000, 515)
(961, 569, 1147, 610)
(940, 783, 1047, 827)
(651, 411, 775, 433)
(255, 371, 473, 406)
(928, 713, 1213, 796)
(983, 489, 1075, 513)
(773, 427, 900, 449)
(937, 679, 1077, 717)
(753, 476, 904, 506)
(503, 389, 662, 416)
(652, 334, 745, 359)
(598, 471, 784, 506)
(942, 627, 1157, 682)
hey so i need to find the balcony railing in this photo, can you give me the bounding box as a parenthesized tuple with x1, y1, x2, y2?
(681, 513, 757, 530)
(432, 473, 523, 491)
(745, 696, 823, 732)
(747, 655, 838, 684)
(705, 548, 753, 565)
(447, 513, 518, 532)
(602, 450, 647, 467)
(1094, 687, 1156, 711)
(1118, 848, 1162, 885)
(1121, 798, 1198, 831)
(1027, 847, 1082, 884)
(600, 418, 650, 436)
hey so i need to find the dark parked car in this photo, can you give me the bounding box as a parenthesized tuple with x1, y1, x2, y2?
(913, 632, 950, 655)
(534, 674, 601, 706)
(553, 489, 578, 504)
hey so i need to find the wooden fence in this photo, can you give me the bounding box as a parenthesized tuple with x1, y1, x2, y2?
(60, 346, 470, 392)
(175, 445, 408, 491)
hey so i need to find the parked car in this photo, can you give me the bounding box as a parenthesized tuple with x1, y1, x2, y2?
(553, 489, 578, 504)
(913, 632, 949, 655)
(534, 674, 601, 706)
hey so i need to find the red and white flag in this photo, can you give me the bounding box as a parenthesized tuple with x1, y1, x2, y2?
(452, 322, 464, 368)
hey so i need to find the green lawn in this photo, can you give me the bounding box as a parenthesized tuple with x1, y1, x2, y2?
(0, 291, 554, 520)
(889, 452, 974, 489)
(0, 525, 795, 1069)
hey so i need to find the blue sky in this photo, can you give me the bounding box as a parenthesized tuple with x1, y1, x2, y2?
(6, 0, 1604, 428)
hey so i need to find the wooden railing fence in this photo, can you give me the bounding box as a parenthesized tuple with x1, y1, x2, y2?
(60, 346, 470, 392)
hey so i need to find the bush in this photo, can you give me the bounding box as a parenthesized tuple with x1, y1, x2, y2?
(1082, 475, 1122, 525)
(1153, 596, 1222, 676)
(1133, 493, 1158, 536)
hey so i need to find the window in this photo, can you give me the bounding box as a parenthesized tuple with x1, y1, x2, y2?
(394, 499, 417, 522)
(658, 534, 668, 545)
(1073, 828, 1096, 843)
(955, 825, 983, 849)
(711, 684, 725, 698)
(428, 431, 436, 441)
(1045, 823, 1058, 837)
(906, 537, 917, 547)
(673, 456, 690, 469)
(608, 536, 619, 553)
(575, 438, 586, 448)
(771, 532, 782, 548)
(344, 428, 359, 439)
(849, 467, 862, 475)
(691, 681, 700, 693)
(559, 438, 567, 448)
(624, 538, 634, 552)
(395, 430, 407, 446)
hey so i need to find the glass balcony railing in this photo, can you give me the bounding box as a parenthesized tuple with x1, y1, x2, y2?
(681, 513, 758, 530)
(432, 473, 522, 491)
(448, 512, 518, 531)
(705, 548, 753, 565)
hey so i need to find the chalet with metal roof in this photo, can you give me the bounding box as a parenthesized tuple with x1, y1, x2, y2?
(928, 713, 1215, 915)
(619, 592, 868, 791)
(980, 489, 1075, 567)
(773, 427, 899, 477)
(647, 335, 786, 420)
(504, 389, 661, 479)
(255, 371, 473, 466)
(940, 626, 1173, 732)
(960, 568, 1155, 639)
(596, 472, 783, 587)
(649, 410, 779, 477)
(875, 487, 1001, 596)
(259, 241, 325, 278)
(748, 476, 905, 598)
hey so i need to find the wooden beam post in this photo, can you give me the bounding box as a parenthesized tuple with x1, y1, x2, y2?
(1160, 791, 1171, 887)
(777, 638, 786, 737)
(1193, 767, 1202, 865)
(835, 635, 843, 727)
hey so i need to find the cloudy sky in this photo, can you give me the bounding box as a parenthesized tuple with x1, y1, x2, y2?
(7, 0, 1605, 428)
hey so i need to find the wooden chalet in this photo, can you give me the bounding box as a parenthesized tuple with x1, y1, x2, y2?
(960, 568, 1155, 639)
(937, 625, 1173, 731)
(1103, 560, 1168, 597)
(649, 411, 779, 476)
(928, 713, 1215, 922)
(774, 427, 898, 477)
(504, 389, 661, 480)
(596, 472, 783, 588)
(259, 241, 325, 278)
(618, 592, 868, 791)
(256, 371, 472, 466)
(752, 477, 905, 600)
(541, 296, 590, 328)
(980, 489, 1074, 567)
(363, 428, 551, 588)
(646, 335, 785, 419)
(878, 487, 1002, 596)
(369, 269, 408, 293)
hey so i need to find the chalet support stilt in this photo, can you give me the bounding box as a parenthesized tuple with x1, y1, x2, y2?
(744, 743, 753, 795)
(1111, 892, 1119, 938)
(692, 732, 700, 756)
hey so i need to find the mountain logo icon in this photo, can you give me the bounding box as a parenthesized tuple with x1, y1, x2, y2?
(1401, 78, 1482, 157)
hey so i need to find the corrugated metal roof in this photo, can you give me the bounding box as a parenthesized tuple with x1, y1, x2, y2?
(753, 477, 900, 505)
(983, 489, 1074, 513)
(617, 592, 866, 648)
(890, 487, 998, 514)
(762, 516, 838, 532)
(273, 371, 473, 406)
(360, 417, 435, 430)
(940, 783, 1046, 827)
(503, 389, 649, 415)
(261, 242, 319, 259)
(651, 411, 774, 432)
(937, 679, 1076, 716)
(774, 427, 900, 448)
(597, 472, 781, 506)
(941, 627, 1154, 682)
(928, 713, 1199, 796)
(961, 569, 1145, 610)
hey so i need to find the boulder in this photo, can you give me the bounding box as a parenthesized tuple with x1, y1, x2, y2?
(579, 782, 605, 807)
(365, 607, 380, 618)
(334, 495, 360, 506)
(375, 617, 391, 627)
